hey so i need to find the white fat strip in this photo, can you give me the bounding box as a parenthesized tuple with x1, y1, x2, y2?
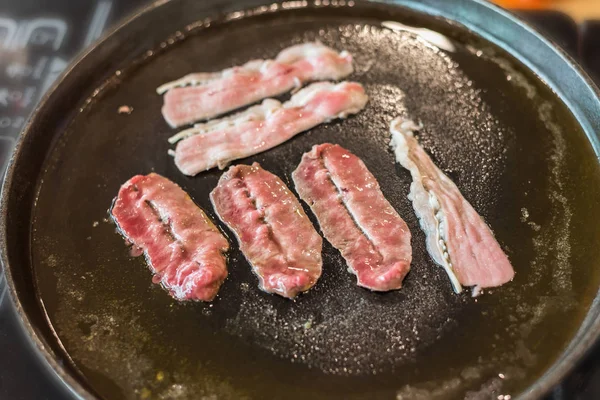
(274, 41, 326, 64)
(389, 117, 463, 293)
(284, 81, 364, 119)
(156, 59, 268, 94)
(156, 71, 222, 94)
(157, 41, 331, 95)
(290, 76, 303, 94)
(168, 81, 341, 144)
(286, 81, 332, 107)
(157, 42, 352, 96)
(329, 103, 365, 121)
(168, 98, 282, 144)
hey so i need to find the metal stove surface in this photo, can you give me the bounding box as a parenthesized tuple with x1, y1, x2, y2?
(0, 1, 599, 399)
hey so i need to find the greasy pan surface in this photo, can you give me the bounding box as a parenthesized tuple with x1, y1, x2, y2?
(3, 1, 600, 399)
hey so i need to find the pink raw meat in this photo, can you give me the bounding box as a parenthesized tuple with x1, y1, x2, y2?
(159, 42, 353, 127)
(210, 163, 322, 298)
(293, 143, 412, 291)
(172, 81, 368, 176)
(111, 173, 229, 301)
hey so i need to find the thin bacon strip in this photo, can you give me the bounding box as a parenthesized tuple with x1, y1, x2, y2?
(210, 163, 322, 298)
(172, 81, 368, 176)
(110, 173, 229, 301)
(293, 144, 412, 291)
(159, 42, 354, 127)
(389, 118, 515, 295)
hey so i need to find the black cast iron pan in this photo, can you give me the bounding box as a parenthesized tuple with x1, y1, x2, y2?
(3, 0, 600, 399)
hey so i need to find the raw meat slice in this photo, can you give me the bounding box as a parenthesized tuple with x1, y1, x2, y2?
(110, 173, 229, 301)
(172, 81, 368, 176)
(292, 143, 412, 291)
(210, 163, 322, 298)
(159, 42, 354, 127)
(389, 118, 515, 295)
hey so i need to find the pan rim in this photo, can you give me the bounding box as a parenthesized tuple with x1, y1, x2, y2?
(1, 0, 600, 399)
(0, 1, 172, 399)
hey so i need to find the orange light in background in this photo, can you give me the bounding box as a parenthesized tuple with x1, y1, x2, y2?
(491, 0, 551, 9)
(491, 0, 600, 22)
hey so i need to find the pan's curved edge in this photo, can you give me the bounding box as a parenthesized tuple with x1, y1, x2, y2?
(0, 1, 174, 399)
(386, 1, 600, 399)
(390, 0, 600, 153)
(1, 0, 600, 399)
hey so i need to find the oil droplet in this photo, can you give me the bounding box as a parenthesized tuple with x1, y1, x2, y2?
(156, 370, 165, 382)
(140, 387, 151, 399)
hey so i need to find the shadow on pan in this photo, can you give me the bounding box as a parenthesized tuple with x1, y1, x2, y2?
(3, 0, 600, 399)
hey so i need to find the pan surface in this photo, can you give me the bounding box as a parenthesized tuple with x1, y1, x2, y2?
(3, 0, 600, 399)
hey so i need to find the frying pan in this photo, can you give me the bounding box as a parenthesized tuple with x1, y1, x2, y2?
(3, 0, 600, 399)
